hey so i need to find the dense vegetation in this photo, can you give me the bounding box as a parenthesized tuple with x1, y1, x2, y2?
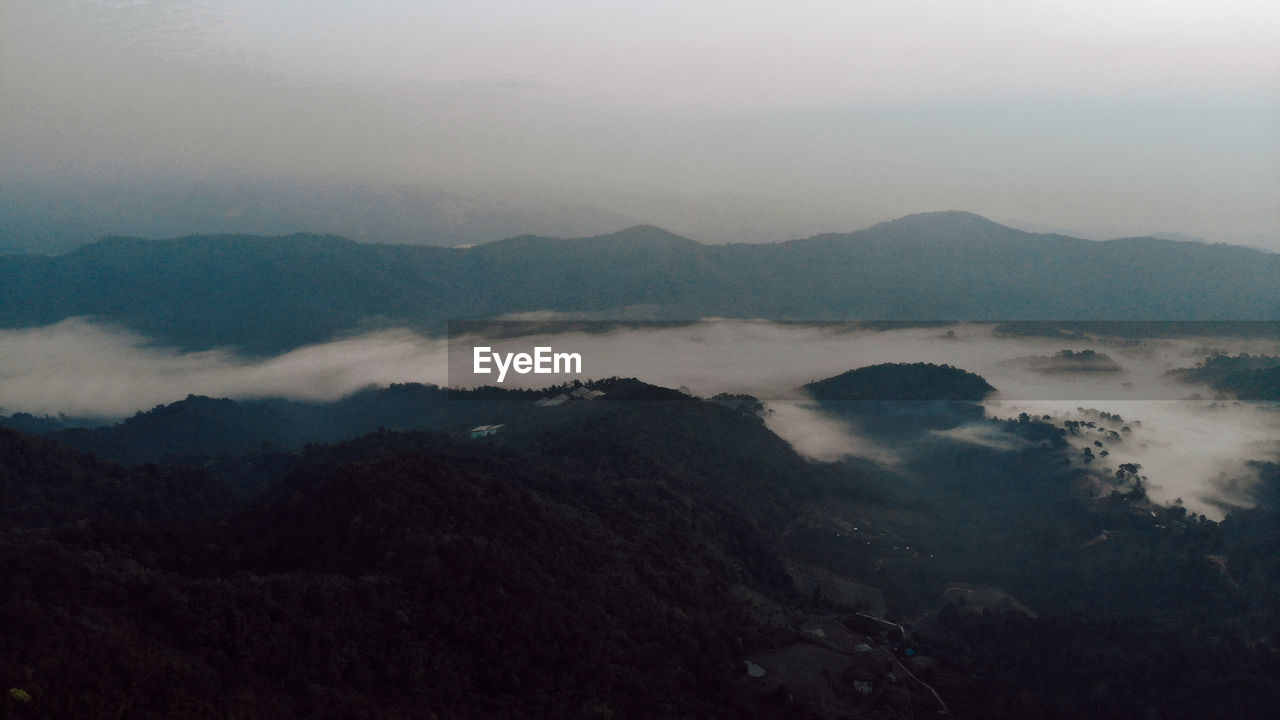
(1021, 349, 1122, 373)
(4, 212, 1279, 352)
(3, 371, 1280, 718)
(802, 363, 995, 402)
(1173, 354, 1280, 400)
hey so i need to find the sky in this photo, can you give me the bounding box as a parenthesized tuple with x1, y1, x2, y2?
(2, 0, 1278, 247)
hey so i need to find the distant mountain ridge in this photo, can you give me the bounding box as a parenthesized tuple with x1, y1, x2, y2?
(0, 175, 641, 254)
(2, 211, 1277, 353)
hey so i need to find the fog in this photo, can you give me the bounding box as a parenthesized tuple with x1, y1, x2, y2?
(3, 318, 1278, 519)
(763, 401, 903, 467)
(985, 399, 1280, 518)
(0, 319, 449, 417)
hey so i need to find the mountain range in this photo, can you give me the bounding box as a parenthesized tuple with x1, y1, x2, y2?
(2, 211, 1277, 353)
(0, 175, 638, 255)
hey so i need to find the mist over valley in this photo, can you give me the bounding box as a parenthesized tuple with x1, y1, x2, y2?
(4, 210, 1280, 717)
(5, 1, 1280, 713)
(5, 317, 1277, 520)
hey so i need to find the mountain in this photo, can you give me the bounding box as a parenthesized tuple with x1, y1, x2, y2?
(2, 211, 1278, 353)
(802, 362, 996, 403)
(0, 175, 640, 254)
(5, 373, 1280, 718)
(0, 381, 924, 718)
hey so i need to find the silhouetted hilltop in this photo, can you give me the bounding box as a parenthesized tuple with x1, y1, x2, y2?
(1174, 354, 1280, 400)
(803, 363, 996, 402)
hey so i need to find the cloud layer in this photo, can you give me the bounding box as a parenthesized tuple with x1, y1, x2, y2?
(3, 318, 1278, 518)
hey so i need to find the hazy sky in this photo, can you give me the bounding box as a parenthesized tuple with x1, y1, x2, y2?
(3, 0, 1278, 246)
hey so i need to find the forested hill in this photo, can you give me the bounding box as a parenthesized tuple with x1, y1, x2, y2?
(0, 380, 892, 718)
(802, 362, 996, 403)
(2, 211, 1278, 352)
(5, 373, 1280, 717)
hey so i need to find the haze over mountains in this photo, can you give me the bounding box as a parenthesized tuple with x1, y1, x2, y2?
(0, 174, 894, 254)
(7, 2, 1279, 716)
(2, 211, 1277, 354)
(0, 175, 640, 255)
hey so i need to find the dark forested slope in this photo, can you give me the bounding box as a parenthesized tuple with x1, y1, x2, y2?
(4, 372, 1280, 718)
(0, 381, 924, 718)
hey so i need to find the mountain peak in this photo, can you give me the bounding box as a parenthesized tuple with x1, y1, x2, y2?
(488, 224, 698, 250)
(877, 210, 1007, 231)
(597, 224, 698, 245)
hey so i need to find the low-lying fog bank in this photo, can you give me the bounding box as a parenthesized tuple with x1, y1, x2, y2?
(0, 319, 451, 417)
(3, 318, 1276, 518)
